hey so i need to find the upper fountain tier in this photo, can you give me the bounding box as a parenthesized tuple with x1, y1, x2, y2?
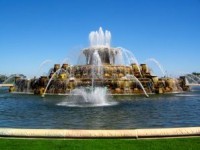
(83, 47, 120, 65)
(83, 27, 120, 65)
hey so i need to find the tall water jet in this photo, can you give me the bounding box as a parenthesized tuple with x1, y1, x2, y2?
(91, 50, 103, 90)
(89, 27, 111, 47)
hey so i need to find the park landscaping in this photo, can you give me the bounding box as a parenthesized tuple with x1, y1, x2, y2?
(0, 137, 200, 150)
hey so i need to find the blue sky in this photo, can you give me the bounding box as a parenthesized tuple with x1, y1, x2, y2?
(0, 0, 200, 77)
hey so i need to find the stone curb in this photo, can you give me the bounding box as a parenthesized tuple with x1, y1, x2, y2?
(0, 127, 199, 138)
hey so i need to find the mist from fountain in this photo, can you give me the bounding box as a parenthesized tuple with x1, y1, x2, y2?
(57, 87, 117, 107)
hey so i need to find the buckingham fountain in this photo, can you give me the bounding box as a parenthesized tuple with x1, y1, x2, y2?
(1, 27, 200, 137)
(9, 27, 190, 97)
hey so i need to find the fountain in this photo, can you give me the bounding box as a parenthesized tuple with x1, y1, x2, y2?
(1, 27, 200, 136)
(9, 27, 190, 97)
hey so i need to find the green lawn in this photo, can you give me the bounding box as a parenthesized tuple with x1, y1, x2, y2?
(0, 137, 200, 150)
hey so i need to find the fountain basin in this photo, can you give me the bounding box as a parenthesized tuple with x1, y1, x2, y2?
(0, 127, 200, 138)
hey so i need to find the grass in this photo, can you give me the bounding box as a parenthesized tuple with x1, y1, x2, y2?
(0, 137, 200, 150)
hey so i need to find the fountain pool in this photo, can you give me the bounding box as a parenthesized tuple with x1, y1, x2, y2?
(0, 87, 200, 129)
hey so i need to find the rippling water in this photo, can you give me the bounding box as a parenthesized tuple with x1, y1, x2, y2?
(0, 87, 200, 129)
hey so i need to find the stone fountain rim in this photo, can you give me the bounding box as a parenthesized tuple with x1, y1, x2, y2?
(0, 127, 199, 139)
